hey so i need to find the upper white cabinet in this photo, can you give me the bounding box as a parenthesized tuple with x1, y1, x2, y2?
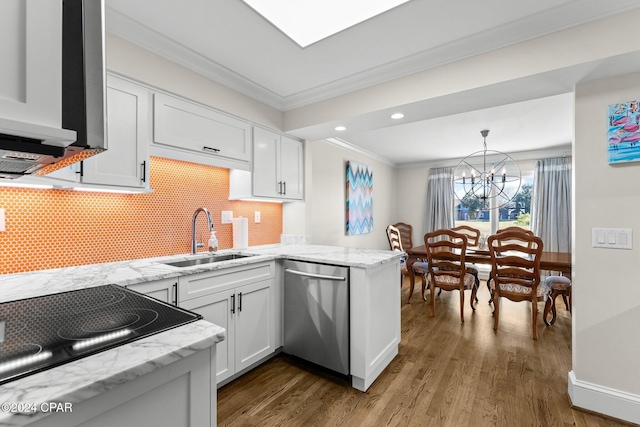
(83, 75, 150, 188)
(45, 74, 151, 190)
(152, 93, 251, 171)
(230, 127, 303, 201)
(0, 1, 66, 132)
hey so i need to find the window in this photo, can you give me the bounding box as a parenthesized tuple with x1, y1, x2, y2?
(454, 175, 533, 237)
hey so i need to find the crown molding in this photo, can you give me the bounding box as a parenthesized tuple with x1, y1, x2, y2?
(105, 8, 285, 110)
(324, 138, 397, 167)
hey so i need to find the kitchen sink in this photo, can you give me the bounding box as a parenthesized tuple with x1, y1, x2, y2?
(161, 253, 254, 268)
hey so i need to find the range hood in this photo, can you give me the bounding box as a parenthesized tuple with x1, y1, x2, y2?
(0, 0, 106, 179)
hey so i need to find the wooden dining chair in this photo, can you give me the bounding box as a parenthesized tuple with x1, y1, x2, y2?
(450, 225, 481, 290)
(424, 229, 478, 322)
(386, 225, 428, 297)
(486, 227, 535, 303)
(393, 222, 415, 249)
(543, 275, 572, 325)
(487, 229, 548, 339)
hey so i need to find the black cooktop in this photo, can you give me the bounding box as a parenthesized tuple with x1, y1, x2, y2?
(0, 284, 202, 385)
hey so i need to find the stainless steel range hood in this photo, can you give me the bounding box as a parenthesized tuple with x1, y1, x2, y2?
(0, 0, 106, 179)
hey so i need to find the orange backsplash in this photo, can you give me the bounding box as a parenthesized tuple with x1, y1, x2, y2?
(0, 157, 282, 275)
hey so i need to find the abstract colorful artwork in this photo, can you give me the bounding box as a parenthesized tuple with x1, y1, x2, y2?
(346, 160, 373, 235)
(608, 101, 640, 164)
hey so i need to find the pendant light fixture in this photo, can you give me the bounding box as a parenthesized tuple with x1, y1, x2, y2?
(453, 130, 521, 210)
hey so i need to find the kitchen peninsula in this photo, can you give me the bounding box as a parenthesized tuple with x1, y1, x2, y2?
(0, 245, 402, 426)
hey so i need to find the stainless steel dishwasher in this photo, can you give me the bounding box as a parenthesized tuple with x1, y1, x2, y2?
(283, 260, 350, 375)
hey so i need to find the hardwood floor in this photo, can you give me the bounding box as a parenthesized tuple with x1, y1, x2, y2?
(217, 279, 629, 426)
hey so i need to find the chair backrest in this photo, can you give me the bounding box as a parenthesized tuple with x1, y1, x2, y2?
(424, 229, 468, 287)
(450, 225, 481, 247)
(393, 222, 414, 249)
(496, 227, 534, 248)
(487, 229, 543, 295)
(386, 225, 404, 252)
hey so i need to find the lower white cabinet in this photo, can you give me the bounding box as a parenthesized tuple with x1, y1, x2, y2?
(181, 278, 274, 385)
(29, 348, 216, 427)
(126, 278, 177, 305)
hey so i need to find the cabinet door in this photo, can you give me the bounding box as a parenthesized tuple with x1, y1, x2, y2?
(126, 279, 177, 305)
(81, 76, 150, 188)
(278, 136, 303, 200)
(252, 127, 280, 198)
(181, 289, 236, 384)
(235, 279, 275, 372)
(0, 1, 63, 128)
(153, 93, 251, 164)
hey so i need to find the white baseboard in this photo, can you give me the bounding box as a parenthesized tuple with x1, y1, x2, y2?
(568, 370, 640, 425)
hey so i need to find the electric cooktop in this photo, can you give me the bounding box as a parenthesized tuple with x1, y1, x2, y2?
(0, 284, 202, 385)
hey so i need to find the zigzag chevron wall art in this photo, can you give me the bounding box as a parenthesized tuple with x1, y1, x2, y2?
(346, 160, 373, 235)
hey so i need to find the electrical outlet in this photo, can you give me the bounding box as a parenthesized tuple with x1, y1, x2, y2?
(255, 211, 261, 223)
(0, 208, 5, 232)
(221, 211, 233, 224)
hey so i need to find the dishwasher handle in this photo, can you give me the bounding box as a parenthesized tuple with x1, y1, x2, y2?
(285, 269, 346, 281)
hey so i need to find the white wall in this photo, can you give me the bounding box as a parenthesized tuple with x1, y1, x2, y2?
(106, 33, 283, 130)
(303, 140, 396, 249)
(571, 71, 640, 423)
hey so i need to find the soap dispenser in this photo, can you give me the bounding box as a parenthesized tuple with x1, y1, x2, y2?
(208, 231, 218, 252)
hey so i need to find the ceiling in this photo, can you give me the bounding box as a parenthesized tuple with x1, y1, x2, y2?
(105, 0, 640, 166)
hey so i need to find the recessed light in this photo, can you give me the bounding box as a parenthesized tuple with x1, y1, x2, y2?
(391, 113, 405, 119)
(335, 126, 347, 131)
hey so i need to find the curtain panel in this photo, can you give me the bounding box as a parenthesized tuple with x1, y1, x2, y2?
(531, 157, 572, 252)
(423, 167, 454, 236)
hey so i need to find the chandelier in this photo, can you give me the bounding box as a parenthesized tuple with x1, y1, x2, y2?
(453, 130, 521, 210)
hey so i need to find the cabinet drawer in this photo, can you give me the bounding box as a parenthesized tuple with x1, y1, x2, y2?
(178, 261, 275, 302)
(153, 93, 251, 164)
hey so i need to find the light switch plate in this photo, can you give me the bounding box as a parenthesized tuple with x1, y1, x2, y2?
(221, 211, 233, 224)
(255, 211, 261, 223)
(592, 228, 632, 249)
(0, 208, 5, 232)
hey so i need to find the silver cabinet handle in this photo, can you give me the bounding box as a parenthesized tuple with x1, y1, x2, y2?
(141, 161, 146, 183)
(278, 181, 283, 194)
(285, 269, 346, 281)
(283, 181, 286, 195)
(172, 282, 178, 306)
(238, 292, 242, 312)
(203, 146, 220, 153)
(230, 294, 235, 314)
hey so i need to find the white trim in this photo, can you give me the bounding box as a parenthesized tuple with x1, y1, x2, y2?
(324, 138, 397, 167)
(568, 370, 640, 425)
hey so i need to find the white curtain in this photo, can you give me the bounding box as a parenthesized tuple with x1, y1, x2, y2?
(531, 157, 572, 252)
(424, 167, 454, 236)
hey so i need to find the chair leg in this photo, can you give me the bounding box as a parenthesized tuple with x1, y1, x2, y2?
(459, 289, 465, 323)
(543, 296, 553, 326)
(567, 288, 572, 313)
(470, 285, 478, 312)
(493, 293, 500, 331)
(429, 281, 436, 317)
(532, 298, 539, 340)
(407, 275, 415, 304)
(421, 275, 428, 301)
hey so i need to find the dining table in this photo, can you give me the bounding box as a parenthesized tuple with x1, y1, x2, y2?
(405, 245, 572, 303)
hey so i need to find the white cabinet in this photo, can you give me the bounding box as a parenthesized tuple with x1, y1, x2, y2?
(44, 74, 151, 190)
(178, 261, 276, 385)
(152, 93, 251, 171)
(30, 348, 216, 427)
(81, 75, 150, 188)
(252, 127, 303, 200)
(229, 127, 303, 201)
(0, 1, 71, 137)
(181, 279, 274, 385)
(126, 278, 178, 305)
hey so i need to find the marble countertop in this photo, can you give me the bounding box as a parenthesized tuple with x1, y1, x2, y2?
(0, 244, 401, 426)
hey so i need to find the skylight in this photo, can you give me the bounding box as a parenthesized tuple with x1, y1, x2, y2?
(243, 0, 410, 48)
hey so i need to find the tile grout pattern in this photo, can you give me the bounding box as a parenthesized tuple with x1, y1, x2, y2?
(0, 157, 282, 274)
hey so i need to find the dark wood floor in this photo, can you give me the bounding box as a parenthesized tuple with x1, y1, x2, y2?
(217, 279, 630, 426)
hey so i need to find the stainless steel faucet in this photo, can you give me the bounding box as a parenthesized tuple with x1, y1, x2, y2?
(192, 207, 213, 254)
